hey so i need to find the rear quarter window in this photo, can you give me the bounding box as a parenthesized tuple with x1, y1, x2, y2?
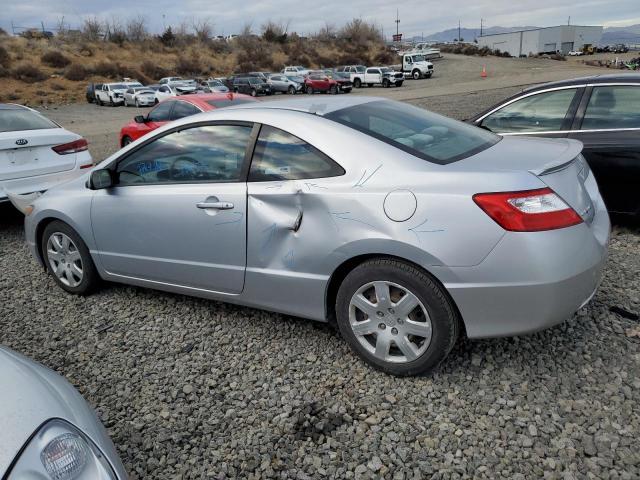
(0, 109, 58, 132)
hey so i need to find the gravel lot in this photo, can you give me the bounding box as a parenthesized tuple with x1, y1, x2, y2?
(2, 81, 640, 479)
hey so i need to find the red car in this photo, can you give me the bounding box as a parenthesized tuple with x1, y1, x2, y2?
(119, 93, 256, 147)
(304, 74, 339, 94)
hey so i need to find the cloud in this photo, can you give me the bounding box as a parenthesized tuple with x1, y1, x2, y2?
(2, 0, 638, 37)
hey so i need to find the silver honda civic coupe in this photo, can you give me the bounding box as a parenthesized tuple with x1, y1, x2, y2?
(0, 346, 127, 479)
(21, 97, 609, 376)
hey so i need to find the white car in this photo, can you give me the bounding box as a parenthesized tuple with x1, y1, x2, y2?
(159, 76, 184, 85)
(568, 50, 584, 56)
(282, 66, 310, 76)
(155, 83, 197, 103)
(201, 79, 230, 93)
(123, 87, 158, 107)
(0, 104, 93, 205)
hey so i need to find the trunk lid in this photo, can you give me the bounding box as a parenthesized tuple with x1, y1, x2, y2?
(0, 129, 78, 181)
(460, 136, 595, 222)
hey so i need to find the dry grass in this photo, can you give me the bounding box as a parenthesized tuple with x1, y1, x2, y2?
(0, 26, 390, 105)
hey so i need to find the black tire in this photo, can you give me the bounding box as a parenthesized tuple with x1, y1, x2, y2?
(154, 98, 159, 104)
(41, 221, 100, 295)
(396, 81, 404, 88)
(329, 85, 337, 94)
(110, 96, 115, 106)
(288, 85, 295, 94)
(335, 258, 459, 376)
(353, 78, 361, 88)
(135, 98, 140, 108)
(251, 89, 257, 97)
(382, 79, 390, 88)
(306, 85, 314, 94)
(412, 69, 421, 80)
(121, 136, 132, 147)
(97, 97, 103, 106)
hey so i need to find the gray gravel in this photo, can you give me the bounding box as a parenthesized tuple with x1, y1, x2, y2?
(2, 90, 640, 479)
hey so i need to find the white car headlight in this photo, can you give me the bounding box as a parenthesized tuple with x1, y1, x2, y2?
(8, 419, 117, 480)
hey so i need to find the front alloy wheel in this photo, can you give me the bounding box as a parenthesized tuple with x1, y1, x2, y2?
(306, 85, 314, 94)
(42, 221, 99, 295)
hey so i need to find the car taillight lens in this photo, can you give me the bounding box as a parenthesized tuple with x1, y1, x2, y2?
(473, 187, 583, 232)
(52, 138, 88, 155)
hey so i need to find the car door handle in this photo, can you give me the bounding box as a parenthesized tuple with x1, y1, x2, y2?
(196, 201, 234, 210)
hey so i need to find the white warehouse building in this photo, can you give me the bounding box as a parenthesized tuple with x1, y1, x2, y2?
(478, 25, 603, 57)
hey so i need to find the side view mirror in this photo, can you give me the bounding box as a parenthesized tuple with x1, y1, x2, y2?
(134, 115, 146, 124)
(89, 169, 114, 190)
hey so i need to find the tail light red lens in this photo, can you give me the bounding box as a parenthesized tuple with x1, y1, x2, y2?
(52, 138, 88, 155)
(473, 187, 583, 232)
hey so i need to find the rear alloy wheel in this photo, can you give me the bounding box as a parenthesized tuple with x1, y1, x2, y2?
(336, 258, 459, 376)
(330, 85, 337, 94)
(288, 85, 295, 94)
(382, 79, 390, 88)
(354, 78, 362, 88)
(42, 221, 99, 295)
(306, 85, 314, 94)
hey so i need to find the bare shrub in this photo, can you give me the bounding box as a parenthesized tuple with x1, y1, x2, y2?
(64, 63, 89, 80)
(0, 44, 11, 68)
(82, 17, 102, 42)
(12, 64, 48, 83)
(41, 50, 71, 68)
(141, 60, 168, 80)
(126, 16, 148, 42)
(50, 82, 66, 91)
(0, 66, 9, 77)
(315, 22, 337, 42)
(92, 60, 120, 78)
(175, 55, 202, 75)
(262, 20, 289, 44)
(192, 18, 214, 43)
(373, 47, 396, 65)
(339, 19, 383, 45)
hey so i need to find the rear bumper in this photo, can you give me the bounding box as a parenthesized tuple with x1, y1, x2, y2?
(0, 154, 91, 202)
(440, 200, 610, 338)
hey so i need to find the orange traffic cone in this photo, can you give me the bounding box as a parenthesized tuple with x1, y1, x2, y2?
(481, 65, 487, 78)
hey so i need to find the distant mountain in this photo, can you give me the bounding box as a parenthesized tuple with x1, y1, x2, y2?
(418, 24, 640, 45)
(415, 26, 539, 43)
(601, 24, 640, 45)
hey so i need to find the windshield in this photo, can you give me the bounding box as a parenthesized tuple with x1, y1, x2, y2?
(411, 55, 425, 62)
(287, 76, 304, 83)
(0, 108, 58, 132)
(355, 66, 365, 73)
(136, 89, 155, 94)
(380, 68, 392, 73)
(249, 78, 264, 84)
(208, 80, 223, 86)
(325, 100, 499, 165)
(110, 84, 126, 90)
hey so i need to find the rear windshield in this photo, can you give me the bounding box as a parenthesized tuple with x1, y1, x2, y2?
(205, 98, 255, 108)
(0, 109, 58, 133)
(325, 100, 499, 164)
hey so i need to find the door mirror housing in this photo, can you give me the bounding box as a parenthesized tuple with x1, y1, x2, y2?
(89, 169, 114, 190)
(134, 115, 146, 124)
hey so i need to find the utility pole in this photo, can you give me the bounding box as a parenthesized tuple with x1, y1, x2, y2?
(568, 16, 571, 26)
(480, 18, 483, 37)
(458, 20, 461, 43)
(395, 9, 400, 38)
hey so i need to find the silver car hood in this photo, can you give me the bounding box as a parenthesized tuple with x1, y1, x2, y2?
(0, 347, 123, 477)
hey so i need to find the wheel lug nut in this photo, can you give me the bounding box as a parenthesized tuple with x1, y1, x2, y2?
(388, 308, 395, 314)
(376, 311, 384, 317)
(391, 327, 398, 335)
(378, 323, 386, 330)
(397, 318, 404, 325)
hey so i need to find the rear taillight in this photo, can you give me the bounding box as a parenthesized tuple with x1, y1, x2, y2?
(52, 138, 88, 155)
(473, 187, 582, 232)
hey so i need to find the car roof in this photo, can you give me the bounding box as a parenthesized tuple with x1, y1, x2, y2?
(0, 103, 29, 111)
(223, 95, 380, 116)
(522, 73, 640, 92)
(168, 93, 256, 109)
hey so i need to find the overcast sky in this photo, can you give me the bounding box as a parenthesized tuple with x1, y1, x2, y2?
(3, 0, 639, 38)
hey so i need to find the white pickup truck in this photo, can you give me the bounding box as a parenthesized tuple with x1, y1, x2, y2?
(355, 67, 404, 88)
(95, 82, 130, 106)
(399, 53, 434, 80)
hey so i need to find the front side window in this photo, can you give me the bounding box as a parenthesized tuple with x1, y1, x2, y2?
(249, 125, 344, 181)
(482, 88, 577, 133)
(147, 101, 174, 122)
(581, 86, 640, 130)
(326, 100, 499, 165)
(171, 101, 201, 120)
(116, 124, 253, 185)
